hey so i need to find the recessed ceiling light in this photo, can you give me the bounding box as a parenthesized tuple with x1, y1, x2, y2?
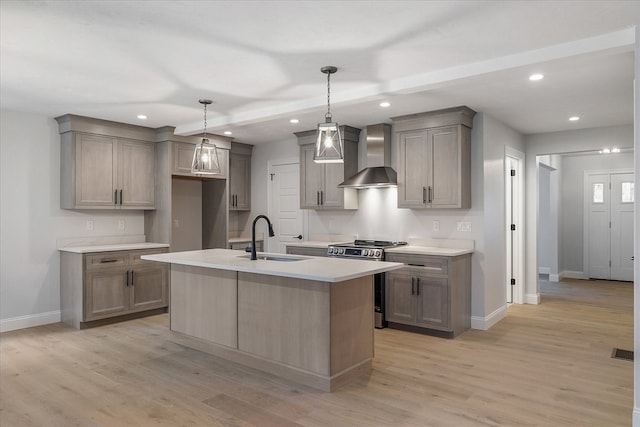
(569, 116, 580, 121)
(290, 119, 299, 124)
(529, 73, 544, 81)
(379, 102, 391, 108)
(224, 131, 232, 135)
(137, 114, 147, 120)
(611, 147, 621, 153)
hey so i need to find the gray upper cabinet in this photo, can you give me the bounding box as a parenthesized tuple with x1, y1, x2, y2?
(56, 115, 156, 210)
(229, 142, 253, 211)
(296, 126, 360, 210)
(172, 141, 229, 180)
(393, 106, 475, 209)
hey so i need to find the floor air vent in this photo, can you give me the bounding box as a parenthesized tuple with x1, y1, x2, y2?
(611, 348, 634, 361)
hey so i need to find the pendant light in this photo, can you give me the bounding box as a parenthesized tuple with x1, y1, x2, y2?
(191, 99, 221, 175)
(314, 66, 344, 163)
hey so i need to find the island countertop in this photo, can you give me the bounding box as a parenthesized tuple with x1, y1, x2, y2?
(142, 248, 403, 283)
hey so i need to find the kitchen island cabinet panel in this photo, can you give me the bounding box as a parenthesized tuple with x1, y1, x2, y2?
(170, 265, 237, 348)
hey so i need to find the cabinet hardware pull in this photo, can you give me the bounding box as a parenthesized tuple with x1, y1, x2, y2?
(119, 189, 123, 205)
(422, 187, 426, 204)
(411, 277, 415, 295)
(125, 270, 130, 286)
(428, 186, 432, 203)
(416, 278, 420, 295)
(407, 263, 425, 267)
(235, 194, 237, 207)
(100, 259, 119, 263)
(114, 189, 118, 205)
(130, 270, 134, 286)
(317, 191, 320, 206)
(321, 190, 324, 205)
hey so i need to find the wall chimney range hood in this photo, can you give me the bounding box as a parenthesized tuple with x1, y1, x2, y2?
(338, 123, 396, 189)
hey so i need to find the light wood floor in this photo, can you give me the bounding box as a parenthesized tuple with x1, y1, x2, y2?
(0, 278, 633, 426)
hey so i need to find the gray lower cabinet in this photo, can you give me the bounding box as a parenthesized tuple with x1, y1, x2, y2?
(385, 252, 470, 338)
(61, 247, 169, 329)
(286, 245, 328, 257)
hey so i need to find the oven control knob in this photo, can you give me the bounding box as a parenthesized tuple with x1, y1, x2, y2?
(338, 248, 344, 254)
(375, 250, 381, 257)
(327, 248, 334, 254)
(362, 249, 369, 256)
(370, 252, 375, 257)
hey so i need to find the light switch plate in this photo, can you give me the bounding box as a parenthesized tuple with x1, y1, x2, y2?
(457, 221, 472, 232)
(86, 220, 94, 231)
(118, 220, 125, 230)
(433, 220, 440, 231)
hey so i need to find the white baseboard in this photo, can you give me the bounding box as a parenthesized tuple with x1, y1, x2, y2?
(538, 266, 550, 274)
(633, 407, 640, 427)
(0, 310, 61, 333)
(560, 270, 585, 280)
(525, 293, 540, 304)
(471, 305, 506, 330)
(548, 273, 560, 282)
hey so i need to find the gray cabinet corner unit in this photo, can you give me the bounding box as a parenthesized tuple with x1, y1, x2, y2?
(55, 114, 157, 210)
(60, 247, 169, 329)
(296, 126, 360, 210)
(385, 252, 471, 338)
(229, 142, 253, 211)
(392, 106, 475, 209)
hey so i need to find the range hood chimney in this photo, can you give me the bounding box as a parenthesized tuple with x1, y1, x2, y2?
(338, 123, 396, 188)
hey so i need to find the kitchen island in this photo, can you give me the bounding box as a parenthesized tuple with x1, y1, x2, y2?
(141, 249, 403, 391)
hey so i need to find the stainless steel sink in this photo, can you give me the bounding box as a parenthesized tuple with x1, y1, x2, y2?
(240, 254, 307, 262)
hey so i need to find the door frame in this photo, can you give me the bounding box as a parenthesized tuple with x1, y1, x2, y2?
(505, 147, 525, 304)
(582, 168, 634, 279)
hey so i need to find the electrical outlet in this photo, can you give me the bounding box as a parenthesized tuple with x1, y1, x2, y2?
(172, 219, 180, 228)
(86, 220, 94, 231)
(118, 219, 125, 230)
(433, 220, 440, 232)
(457, 221, 472, 232)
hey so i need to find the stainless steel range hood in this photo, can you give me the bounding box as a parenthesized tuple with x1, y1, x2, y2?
(338, 123, 396, 188)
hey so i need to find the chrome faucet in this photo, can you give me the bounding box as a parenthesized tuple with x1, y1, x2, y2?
(251, 215, 275, 260)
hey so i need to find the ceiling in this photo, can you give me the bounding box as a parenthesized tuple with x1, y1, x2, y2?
(1, 1, 639, 145)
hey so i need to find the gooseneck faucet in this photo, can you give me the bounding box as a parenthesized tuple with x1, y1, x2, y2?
(251, 215, 275, 260)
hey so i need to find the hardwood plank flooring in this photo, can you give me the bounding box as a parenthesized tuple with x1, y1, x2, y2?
(0, 278, 633, 426)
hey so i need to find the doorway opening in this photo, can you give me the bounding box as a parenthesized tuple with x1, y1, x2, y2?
(267, 157, 304, 253)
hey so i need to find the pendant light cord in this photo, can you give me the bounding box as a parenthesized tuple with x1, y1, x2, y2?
(202, 103, 208, 140)
(325, 71, 332, 122)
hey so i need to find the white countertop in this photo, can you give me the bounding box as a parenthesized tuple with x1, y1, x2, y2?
(142, 248, 403, 283)
(228, 237, 263, 243)
(385, 246, 474, 256)
(59, 242, 169, 254)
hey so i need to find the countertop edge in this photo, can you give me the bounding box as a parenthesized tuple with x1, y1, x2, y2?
(59, 242, 170, 254)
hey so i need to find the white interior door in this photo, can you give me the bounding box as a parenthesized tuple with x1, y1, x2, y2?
(268, 160, 303, 253)
(610, 173, 634, 281)
(587, 171, 634, 281)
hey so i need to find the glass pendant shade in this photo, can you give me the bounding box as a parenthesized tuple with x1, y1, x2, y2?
(191, 138, 221, 174)
(314, 121, 344, 163)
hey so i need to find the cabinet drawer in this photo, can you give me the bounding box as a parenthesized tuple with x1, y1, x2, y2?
(129, 248, 169, 265)
(385, 253, 448, 275)
(85, 253, 127, 270)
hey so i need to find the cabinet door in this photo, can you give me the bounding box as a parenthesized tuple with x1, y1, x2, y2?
(416, 275, 450, 330)
(85, 268, 128, 320)
(119, 139, 156, 209)
(75, 133, 117, 208)
(300, 145, 323, 208)
(321, 162, 344, 208)
(385, 270, 415, 323)
(229, 152, 251, 210)
(398, 130, 428, 208)
(129, 265, 168, 311)
(430, 126, 460, 207)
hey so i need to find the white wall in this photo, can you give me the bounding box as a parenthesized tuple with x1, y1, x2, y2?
(632, 24, 639, 427)
(524, 125, 634, 304)
(0, 110, 145, 331)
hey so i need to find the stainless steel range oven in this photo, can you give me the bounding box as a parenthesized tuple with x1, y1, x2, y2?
(327, 239, 407, 328)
